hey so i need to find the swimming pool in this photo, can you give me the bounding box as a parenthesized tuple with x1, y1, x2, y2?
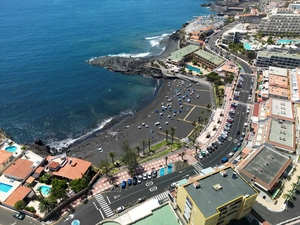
(186, 64, 201, 73)
(277, 39, 298, 44)
(38, 185, 51, 195)
(244, 43, 252, 50)
(0, 182, 13, 193)
(5, 146, 17, 152)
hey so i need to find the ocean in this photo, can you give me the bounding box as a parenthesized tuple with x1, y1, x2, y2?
(0, 0, 211, 149)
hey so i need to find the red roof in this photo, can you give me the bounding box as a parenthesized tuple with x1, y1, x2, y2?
(253, 103, 260, 117)
(4, 186, 32, 207)
(3, 159, 34, 180)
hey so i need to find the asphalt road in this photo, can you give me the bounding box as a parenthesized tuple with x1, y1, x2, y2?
(56, 167, 197, 225)
(0, 207, 41, 225)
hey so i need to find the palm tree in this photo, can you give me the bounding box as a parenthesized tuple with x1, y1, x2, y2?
(136, 146, 141, 156)
(288, 190, 295, 198)
(206, 104, 211, 110)
(38, 197, 57, 214)
(165, 129, 169, 142)
(108, 151, 116, 164)
(291, 183, 298, 190)
(283, 193, 292, 203)
(170, 127, 176, 143)
(204, 116, 208, 125)
(148, 139, 151, 152)
(142, 140, 146, 155)
(181, 152, 185, 160)
(165, 156, 168, 166)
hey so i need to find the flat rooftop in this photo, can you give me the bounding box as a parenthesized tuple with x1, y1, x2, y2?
(269, 74, 289, 88)
(268, 66, 288, 77)
(168, 45, 199, 62)
(194, 49, 225, 66)
(185, 167, 256, 218)
(267, 119, 295, 150)
(240, 145, 292, 190)
(257, 51, 300, 60)
(270, 98, 293, 121)
(269, 86, 289, 98)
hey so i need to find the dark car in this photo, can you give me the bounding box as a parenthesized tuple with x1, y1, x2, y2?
(152, 170, 157, 178)
(128, 178, 132, 186)
(137, 196, 146, 203)
(121, 180, 126, 189)
(12, 212, 25, 220)
(236, 130, 240, 135)
(237, 142, 242, 147)
(132, 177, 137, 185)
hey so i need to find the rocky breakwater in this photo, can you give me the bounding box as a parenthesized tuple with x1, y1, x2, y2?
(88, 56, 164, 78)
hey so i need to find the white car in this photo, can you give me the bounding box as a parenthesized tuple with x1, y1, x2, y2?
(143, 173, 147, 181)
(198, 153, 203, 159)
(116, 206, 125, 213)
(147, 172, 152, 179)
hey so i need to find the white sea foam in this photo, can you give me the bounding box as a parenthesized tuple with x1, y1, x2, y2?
(47, 117, 113, 150)
(107, 52, 150, 58)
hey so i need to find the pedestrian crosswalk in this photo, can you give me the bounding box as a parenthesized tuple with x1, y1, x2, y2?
(192, 162, 202, 174)
(152, 191, 169, 201)
(94, 193, 114, 218)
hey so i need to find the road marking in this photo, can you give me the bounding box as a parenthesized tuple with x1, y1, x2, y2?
(228, 137, 232, 141)
(149, 186, 158, 192)
(114, 195, 120, 199)
(146, 181, 153, 187)
(233, 139, 238, 143)
(99, 208, 104, 219)
(106, 196, 111, 204)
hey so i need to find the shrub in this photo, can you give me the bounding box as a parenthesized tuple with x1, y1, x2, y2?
(14, 200, 26, 210)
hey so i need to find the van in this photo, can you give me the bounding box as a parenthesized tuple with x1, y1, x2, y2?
(221, 157, 228, 163)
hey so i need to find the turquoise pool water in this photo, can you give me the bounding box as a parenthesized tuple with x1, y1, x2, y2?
(186, 64, 201, 73)
(277, 39, 298, 44)
(0, 182, 13, 193)
(38, 186, 51, 195)
(244, 43, 252, 50)
(5, 146, 17, 152)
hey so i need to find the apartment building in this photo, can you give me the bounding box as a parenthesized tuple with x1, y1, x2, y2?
(258, 8, 300, 35)
(193, 49, 225, 70)
(288, 2, 300, 10)
(176, 167, 258, 225)
(255, 51, 300, 69)
(168, 45, 199, 65)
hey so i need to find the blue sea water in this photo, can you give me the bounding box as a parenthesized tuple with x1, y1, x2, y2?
(0, 0, 210, 148)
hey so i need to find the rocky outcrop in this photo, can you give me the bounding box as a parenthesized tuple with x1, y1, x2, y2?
(30, 139, 51, 156)
(88, 56, 164, 78)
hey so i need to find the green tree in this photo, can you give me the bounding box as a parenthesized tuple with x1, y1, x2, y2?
(283, 193, 292, 203)
(108, 151, 116, 164)
(181, 152, 185, 160)
(70, 177, 88, 193)
(14, 200, 26, 210)
(39, 173, 51, 185)
(165, 129, 169, 142)
(38, 197, 57, 214)
(170, 127, 176, 143)
(142, 140, 146, 155)
(148, 139, 151, 151)
(50, 178, 68, 200)
(99, 159, 110, 176)
(121, 141, 138, 169)
(136, 146, 141, 156)
(206, 104, 211, 110)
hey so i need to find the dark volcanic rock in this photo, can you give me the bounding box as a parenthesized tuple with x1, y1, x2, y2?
(0, 128, 13, 140)
(31, 139, 51, 156)
(88, 56, 164, 78)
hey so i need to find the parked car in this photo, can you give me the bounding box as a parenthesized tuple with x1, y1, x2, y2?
(152, 170, 157, 178)
(128, 178, 132, 186)
(221, 157, 228, 163)
(132, 177, 137, 185)
(12, 212, 25, 220)
(241, 132, 245, 138)
(236, 130, 240, 135)
(147, 172, 152, 179)
(143, 173, 147, 181)
(198, 153, 203, 159)
(121, 180, 126, 189)
(137, 196, 146, 203)
(138, 175, 143, 184)
(233, 147, 238, 152)
(237, 142, 242, 147)
(228, 152, 234, 158)
(116, 206, 125, 213)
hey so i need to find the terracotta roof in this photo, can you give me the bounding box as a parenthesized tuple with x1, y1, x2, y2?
(3, 159, 34, 180)
(253, 103, 260, 117)
(241, 148, 251, 158)
(0, 150, 13, 166)
(25, 176, 35, 184)
(4, 186, 32, 207)
(34, 166, 44, 174)
(48, 161, 60, 170)
(52, 157, 91, 180)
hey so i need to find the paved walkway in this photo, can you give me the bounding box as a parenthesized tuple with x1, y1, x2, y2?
(92, 149, 197, 194)
(256, 162, 300, 212)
